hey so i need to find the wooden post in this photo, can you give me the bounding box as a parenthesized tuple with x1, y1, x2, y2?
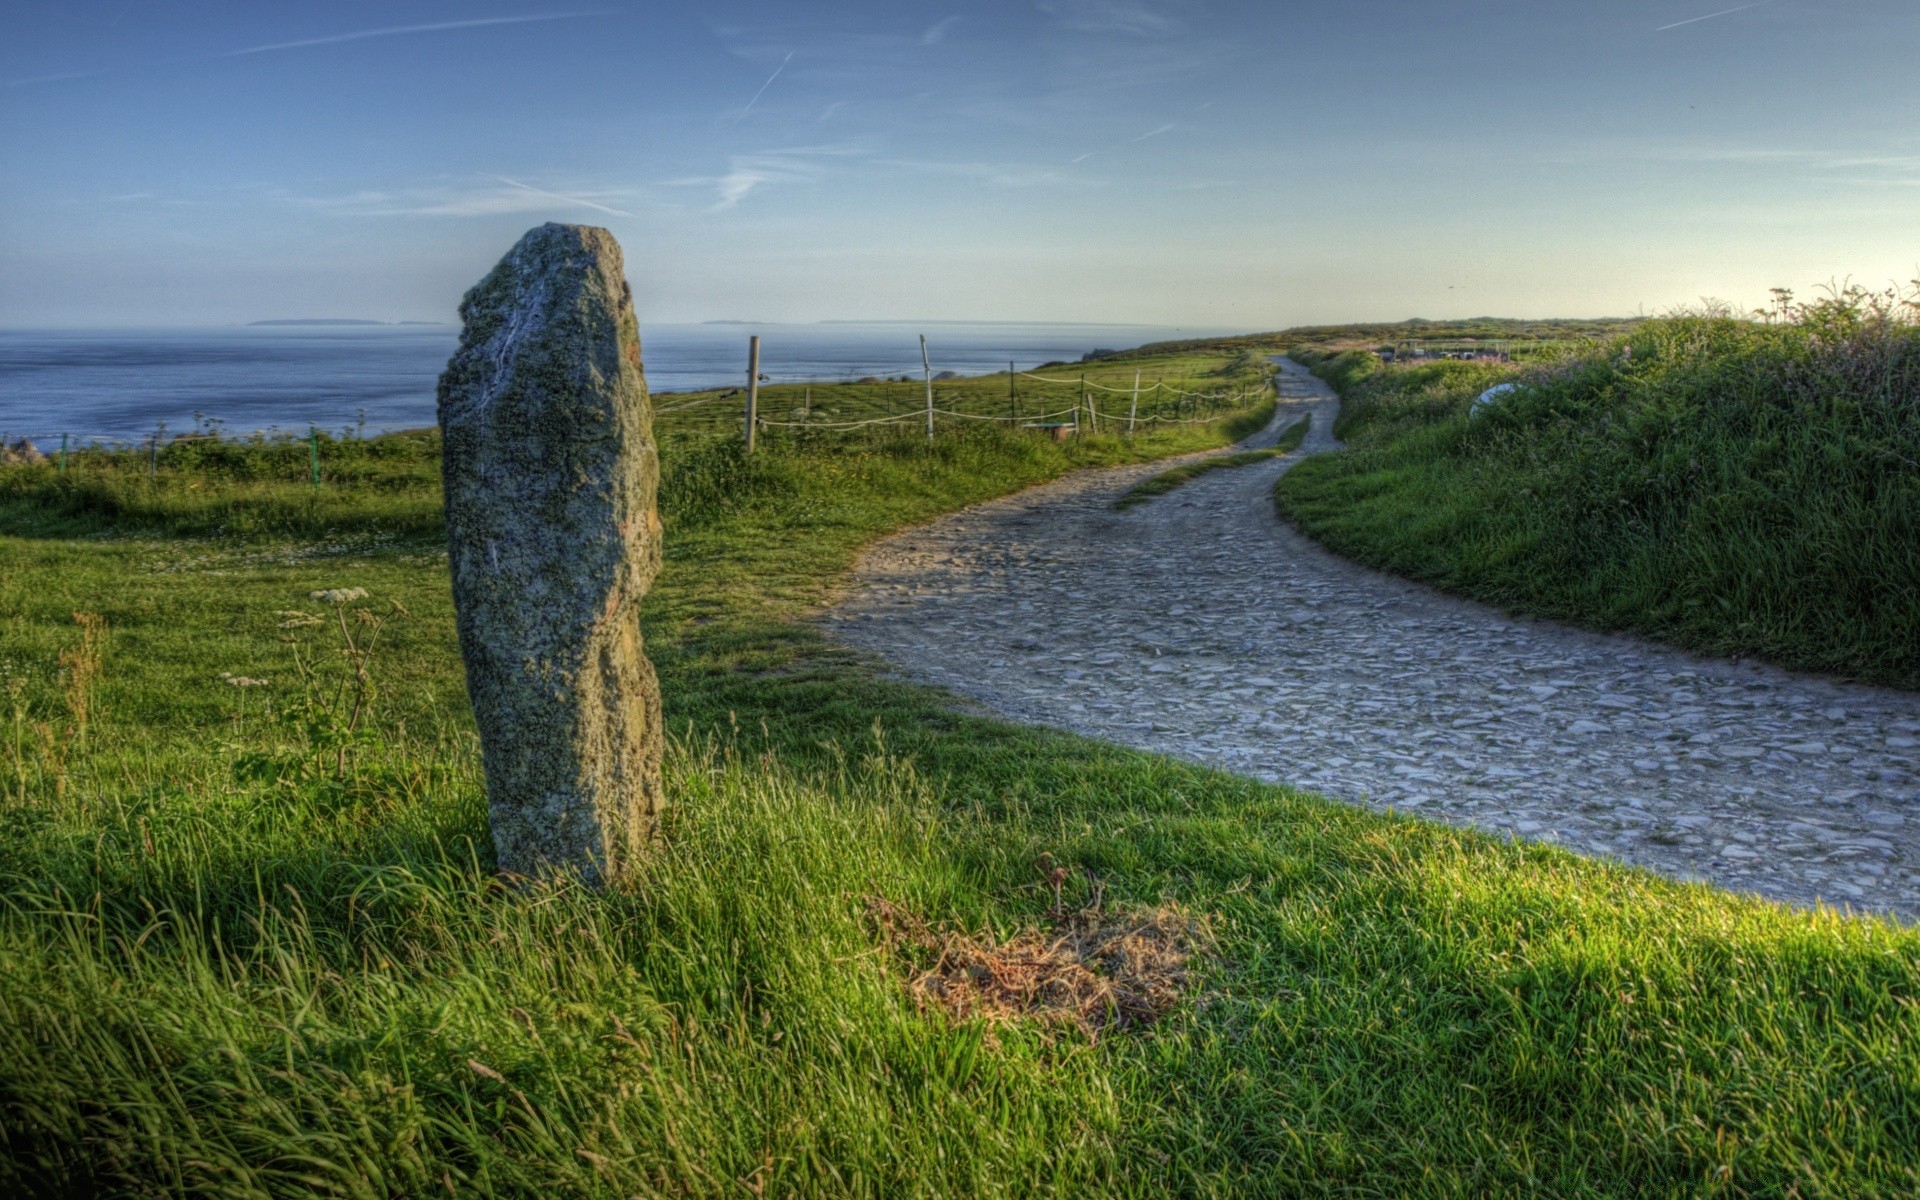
(1128, 370, 1140, 435)
(744, 335, 760, 453)
(919, 334, 934, 443)
(1009, 360, 1017, 424)
(1080, 373, 1092, 433)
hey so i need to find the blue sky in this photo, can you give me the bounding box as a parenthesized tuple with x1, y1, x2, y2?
(2, 0, 1916, 327)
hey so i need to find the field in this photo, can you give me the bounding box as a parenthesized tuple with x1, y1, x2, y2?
(1273, 288, 1920, 688)
(2, 342, 1918, 1197)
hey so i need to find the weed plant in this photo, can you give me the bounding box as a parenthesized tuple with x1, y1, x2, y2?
(1276, 285, 1920, 687)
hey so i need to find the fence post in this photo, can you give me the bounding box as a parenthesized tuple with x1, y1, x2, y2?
(1128, 371, 1140, 435)
(919, 335, 934, 443)
(1009, 360, 1017, 424)
(744, 335, 760, 453)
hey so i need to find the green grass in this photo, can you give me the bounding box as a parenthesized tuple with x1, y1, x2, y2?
(2, 350, 1918, 1196)
(1113, 416, 1309, 511)
(1275, 297, 1920, 689)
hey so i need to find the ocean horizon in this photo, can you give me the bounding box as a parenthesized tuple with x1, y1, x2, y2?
(0, 321, 1249, 447)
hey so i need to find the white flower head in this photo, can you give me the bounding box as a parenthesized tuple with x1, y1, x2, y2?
(308, 587, 369, 604)
(221, 673, 270, 688)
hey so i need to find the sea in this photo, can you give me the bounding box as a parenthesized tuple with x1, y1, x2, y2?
(0, 321, 1243, 447)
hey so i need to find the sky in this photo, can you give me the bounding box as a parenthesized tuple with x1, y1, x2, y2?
(2, 0, 1916, 328)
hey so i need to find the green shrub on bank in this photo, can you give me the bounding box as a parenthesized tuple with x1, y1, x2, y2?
(1277, 289, 1920, 687)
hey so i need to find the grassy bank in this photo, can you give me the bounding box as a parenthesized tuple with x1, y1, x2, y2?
(1275, 291, 1920, 689)
(1114, 416, 1309, 510)
(3, 347, 1919, 1196)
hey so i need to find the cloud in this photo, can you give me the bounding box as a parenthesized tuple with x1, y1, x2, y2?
(487, 175, 633, 218)
(291, 177, 640, 218)
(1037, 0, 1182, 36)
(9, 11, 608, 88)
(1133, 122, 1175, 141)
(882, 159, 1105, 189)
(4, 67, 115, 88)
(739, 50, 795, 119)
(668, 145, 866, 211)
(222, 11, 610, 58)
(1654, 2, 1770, 32)
(922, 16, 962, 45)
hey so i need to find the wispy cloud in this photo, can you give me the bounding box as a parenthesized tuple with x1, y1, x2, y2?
(1037, 0, 1182, 36)
(1654, 2, 1769, 32)
(4, 67, 115, 88)
(739, 50, 795, 119)
(1546, 140, 1920, 187)
(222, 11, 609, 58)
(883, 159, 1104, 189)
(291, 176, 641, 218)
(668, 144, 866, 211)
(487, 175, 633, 218)
(1134, 123, 1175, 141)
(10, 11, 607, 87)
(922, 16, 962, 45)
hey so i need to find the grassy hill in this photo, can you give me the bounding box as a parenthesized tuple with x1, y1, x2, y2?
(1, 346, 1917, 1196)
(1275, 286, 1920, 688)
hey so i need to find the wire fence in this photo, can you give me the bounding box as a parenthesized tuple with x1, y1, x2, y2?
(672, 337, 1276, 449)
(1, 337, 1278, 476)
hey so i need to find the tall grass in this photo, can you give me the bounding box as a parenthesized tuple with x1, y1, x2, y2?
(1277, 287, 1920, 687)
(3, 352, 1919, 1195)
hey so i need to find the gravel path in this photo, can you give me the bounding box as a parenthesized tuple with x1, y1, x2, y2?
(827, 358, 1920, 921)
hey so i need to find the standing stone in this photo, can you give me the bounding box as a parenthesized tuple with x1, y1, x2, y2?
(437, 223, 664, 885)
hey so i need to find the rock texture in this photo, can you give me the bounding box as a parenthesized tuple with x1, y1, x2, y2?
(438, 223, 664, 885)
(830, 358, 1920, 921)
(2, 438, 46, 466)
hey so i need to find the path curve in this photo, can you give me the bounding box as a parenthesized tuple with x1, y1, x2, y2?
(827, 359, 1920, 920)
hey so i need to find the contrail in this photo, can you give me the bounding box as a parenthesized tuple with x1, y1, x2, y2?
(489, 174, 633, 218)
(1656, 2, 1767, 32)
(1134, 123, 1174, 141)
(223, 12, 607, 57)
(740, 50, 795, 119)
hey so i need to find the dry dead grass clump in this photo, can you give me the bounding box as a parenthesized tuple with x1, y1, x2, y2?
(865, 886, 1210, 1041)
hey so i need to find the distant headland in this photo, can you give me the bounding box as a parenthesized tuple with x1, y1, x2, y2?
(246, 319, 445, 327)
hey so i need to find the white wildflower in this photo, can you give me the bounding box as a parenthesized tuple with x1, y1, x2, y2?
(274, 610, 325, 629)
(308, 587, 369, 604)
(221, 673, 270, 688)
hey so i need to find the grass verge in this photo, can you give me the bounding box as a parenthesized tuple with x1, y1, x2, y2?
(1274, 293, 1920, 688)
(1, 357, 1917, 1196)
(1113, 416, 1309, 511)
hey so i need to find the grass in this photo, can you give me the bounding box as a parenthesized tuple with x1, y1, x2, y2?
(1274, 289, 1920, 689)
(1, 347, 1918, 1196)
(1113, 416, 1310, 510)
